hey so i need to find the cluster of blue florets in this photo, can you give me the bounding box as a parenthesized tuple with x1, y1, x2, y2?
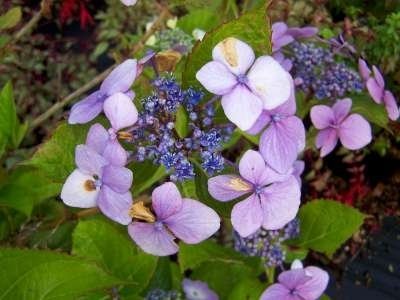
(234, 218, 300, 267)
(289, 42, 363, 100)
(145, 289, 181, 300)
(130, 74, 233, 181)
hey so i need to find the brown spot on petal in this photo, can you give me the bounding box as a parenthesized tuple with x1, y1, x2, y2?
(84, 180, 96, 191)
(220, 37, 238, 67)
(129, 201, 156, 223)
(228, 177, 252, 192)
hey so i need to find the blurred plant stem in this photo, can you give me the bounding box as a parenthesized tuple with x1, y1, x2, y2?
(265, 266, 275, 286)
(28, 5, 171, 133)
(75, 207, 100, 219)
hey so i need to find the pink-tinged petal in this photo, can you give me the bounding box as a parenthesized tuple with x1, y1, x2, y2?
(68, 91, 104, 124)
(196, 61, 237, 95)
(152, 182, 183, 220)
(247, 56, 292, 110)
(208, 175, 252, 202)
(261, 176, 301, 230)
(339, 113, 372, 150)
(100, 59, 137, 95)
(259, 118, 304, 174)
(165, 199, 220, 243)
(316, 128, 338, 157)
(103, 92, 138, 131)
(239, 150, 267, 185)
(246, 111, 271, 135)
(366, 78, 384, 104)
(103, 140, 127, 167)
(231, 194, 263, 237)
(297, 266, 329, 300)
(75, 144, 107, 176)
(60, 169, 99, 208)
(310, 105, 334, 129)
(358, 58, 371, 81)
(98, 186, 132, 225)
(182, 279, 219, 300)
(102, 165, 132, 193)
(221, 85, 263, 131)
(86, 123, 109, 154)
(332, 98, 352, 123)
(120, 0, 137, 6)
(383, 90, 399, 121)
(212, 37, 255, 75)
(287, 26, 318, 38)
(128, 222, 179, 256)
(372, 66, 385, 89)
(278, 269, 310, 290)
(260, 283, 292, 300)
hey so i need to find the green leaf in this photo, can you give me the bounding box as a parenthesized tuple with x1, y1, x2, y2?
(72, 218, 158, 294)
(0, 248, 126, 299)
(351, 94, 389, 130)
(282, 245, 309, 263)
(0, 167, 60, 215)
(0, 82, 17, 146)
(228, 278, 265, 300)
(0, 7, 22, 30)
(131, 161, 166, 196)
(178, 240, 259, 272)
(175, 106, 189, 138)
(177, 9, 220, 34)
(27, 122, 89, 182)
(183, 4, 271, 88)
(143, 257, 174, 293)
(192, 160, 233, 218)
(288, 200, 365, 257)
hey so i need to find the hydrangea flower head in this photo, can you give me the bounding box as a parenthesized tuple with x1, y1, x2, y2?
(208, 150, 300, 237)
(182, 279, 218, 300)
(260, 260, 329, 300)
(128, 182, 220, 256)
(61, 145, 133, 225)
(196, 37, 292, 130)
(69, 59, 138, 124)
(310, 98, 372, 157)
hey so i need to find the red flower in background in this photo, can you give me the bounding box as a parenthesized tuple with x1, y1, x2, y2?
(60, 0, 94, 29)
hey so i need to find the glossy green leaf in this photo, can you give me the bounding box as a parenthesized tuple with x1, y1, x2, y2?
(351, 94, 389, 130)
(288, 200, 365, 257)
(0, 248, 126, 299)
(131, 161, 166, 196)
(0, 7, 22, 30)
(177, 9, 220, 34)
(228, 278, 265, 300)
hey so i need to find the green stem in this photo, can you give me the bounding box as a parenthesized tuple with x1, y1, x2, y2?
(265, 266, 276, 286)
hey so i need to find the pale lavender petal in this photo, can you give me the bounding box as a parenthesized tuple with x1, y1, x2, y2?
(261, 176, 301, 230)
(310, 105, 334, 129)
(273, 35, 294, 52)
(221, 85, 263, 131)
(260, 284, 292, 300)
(103, 92, 138, 131)
(60, 169, 99, 208)
(297, 266, 329, 300)
(98, 186, 132, 225)
(196, 61, 237, 95)
(182, 279, 219, 300)
(102, 165, 133, 193)
(120, 0, 137, 6)
(332, 98, 352, 123)
(103, 140, 127, 167)
(247, 56, 292, 110)
(86, 123, 109, 154)
(278, 269, 310, 290)
(268, 85, 296, 116)
(287, 26, 318, 38)
(339, 114, 372, 150)
(238, 149, 267, 185)
(208, 175, 252, 202)
(165, 199, 220, 243)
(75, 144, 107, 176)
(273, 52, 292, 71)
(100, 59, 137, 95)
(259, 163, 292, 186)
(316, 128, 338, 157)
(231, 194, 263, 237)
(152, 182, 183, 220)
(366, 77, 384, 104)
(124, 90, 135, 99)
(128, 222, 179, 256)
(212, 37, 255, 75)
(68, 91, 104, 124)
(272, 22, 288, 39)
(292, 160, 305, 186)
(372, 65, 385, 89)
(358, 58, 371, 81)
(246, 111, 271, 135)
(383, 90, 399, 121)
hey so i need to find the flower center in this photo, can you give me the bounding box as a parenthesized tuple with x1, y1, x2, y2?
(254, 185, 263, 195)
(237, 74, 248, 85)
(271, 114, 283, 122)
(154, 221, 164, 231)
